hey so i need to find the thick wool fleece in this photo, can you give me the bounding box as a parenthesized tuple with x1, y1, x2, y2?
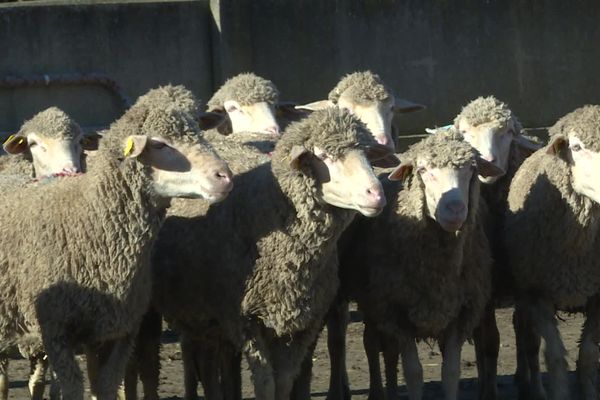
(328, 71, 391, 105)
(340, 133, 492, 340)
(506, 108, 600, 309)
(454, 96, 522, 131)
(152, 108, 374, 349)
(18, 107, 82, 141)
(207, 73, 279, 110)
(0, 148, 163, 353)
(135, 85, 202, 117)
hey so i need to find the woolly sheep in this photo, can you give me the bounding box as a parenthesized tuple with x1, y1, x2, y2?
(206, 72, 300, 136)
(328, 130, 498, 400)
(452, 96, 543, 399)
(0, 92, 232, 400)
(296, 71, 424, 149)
(0, 107, 99, 400)
(136, 108, 395, 399)
(505, 105, 600, 400)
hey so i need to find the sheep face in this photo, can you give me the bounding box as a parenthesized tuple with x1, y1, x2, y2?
(3, 131, 94, 177)
(561, 135, 600, 204)
(419, 161, 473, 232)
(306, 146, 386, 217)
(125, 136, 232, 203)
(223, 100, 280, 135)
(456, 118, 517, 184)
(338, 95, 395, 150)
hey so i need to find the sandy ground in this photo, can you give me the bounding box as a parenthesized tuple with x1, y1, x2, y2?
(3, 309, 586, 399)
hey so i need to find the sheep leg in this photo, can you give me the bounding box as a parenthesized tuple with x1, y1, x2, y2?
(29, 354, 49, 400)
(245, 335, 275, 400)
(326, 299, 351, 400)
(473, 302, 499, 400)
(400, 338, 422, 400)
(381, 333, 399, 400)
(124, 358, 139, 400)
(513, 303, 544, 400)
(525, 298, 567, 400)
(92, 336, 134, 399)
(195, 338, 224, 400)
(440, 324, 463, 400)
(0, 356, 8, 400)
(180, 335, 200, 400)
(577, 298, 600, 400)
(134, 308, 162, 400)
(42, 334, 84, 400)
(291, 336, 316, 400)
(221, 345, 242, 400)
(363, 321, 384, 400)
(49, 368, 60, 400)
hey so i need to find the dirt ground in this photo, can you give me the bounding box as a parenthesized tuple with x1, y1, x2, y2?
(4, 309, 586, 399)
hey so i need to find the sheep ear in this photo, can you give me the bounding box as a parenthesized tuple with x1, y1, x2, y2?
(3, 133, 28, 154)
(392, 98, 426, 114)
(198, 111, 227, 131)
(295, 100, 335, 112)
(289, 145, 309, 169)
(80, 132, 102, 151)
(475, 156, 505, 178)
(514, 134, 543, 156)
(388, 163, 413, 182)
(546, 135, 569, 160)
(123, 135, 148, 158)
(276, 101, 307, 119)
(364, 143, 400, 168)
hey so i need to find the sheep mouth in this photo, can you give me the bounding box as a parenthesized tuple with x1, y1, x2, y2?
(356, 204, 384, 217)
(438, 218, 465, 232)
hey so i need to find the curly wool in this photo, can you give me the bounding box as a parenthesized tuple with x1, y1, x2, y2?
(207, 73, 279, 110)
(17, 107, 82, 140)
(454, 96, 521, 132)
(548, 105, 600, 152)
(340, 134, 491, 340)
(402, 128, 476, 169)
(506, 134, 600, 309)
(328, 71, 391, 105)
(134, 85, 202, 117)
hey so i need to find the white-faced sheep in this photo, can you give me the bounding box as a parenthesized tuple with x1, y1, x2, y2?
(505, 105, 600, 400)
(452, 96, 543, 400)
(296, 71, 424, 149)
(327, 129, 500, 400)
(135, 108, 395, 400)
(206, 72, 300, 136)
(0, 92, 232, 400)
(0, 107, 99, 400)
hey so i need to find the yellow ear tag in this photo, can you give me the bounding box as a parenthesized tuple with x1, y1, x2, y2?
(3, 134, 14, 145)
(17, 138, 24, 145)
(124, 138, 134, 156)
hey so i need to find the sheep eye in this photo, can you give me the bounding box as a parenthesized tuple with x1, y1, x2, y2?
(150, 140, 167, 150)
(571, 144, 582, 152)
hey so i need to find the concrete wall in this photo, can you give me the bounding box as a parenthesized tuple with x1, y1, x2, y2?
(2, 0, 600, 139)
(212, 0, 600, 137)
(0, 0, 213, 132)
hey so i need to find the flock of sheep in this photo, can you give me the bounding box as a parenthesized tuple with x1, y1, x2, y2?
(0, 70, 597, 400)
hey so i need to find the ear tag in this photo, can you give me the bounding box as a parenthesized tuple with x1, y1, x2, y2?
(3, 134, 14, 145)
(17, 138, 24, 145)
(124, 137, 134, 156)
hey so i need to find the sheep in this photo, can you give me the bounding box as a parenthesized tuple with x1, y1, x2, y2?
(206, 72, 300, 136)
(0, 91, 233, 400)
(296, 71, 424, 149)
(0, 107, 100, 400)
(451, 96, 543, 399)
(135, 108, 396, 400)
(504, 105, 600, 400)
(327, 129, 497, 400)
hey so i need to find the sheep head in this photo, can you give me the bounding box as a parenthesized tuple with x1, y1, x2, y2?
(3, 107, 98, 178)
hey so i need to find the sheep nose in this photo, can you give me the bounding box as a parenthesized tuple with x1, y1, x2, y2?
(265, 126, 280, 136)
(62, 163, 79, 174)
(214, 168, 233, 191)
(375, 135, 390, 146)
(366, 184, 386, 208)
(482, 154, 497, 164)
(446, 200, 466, 216)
